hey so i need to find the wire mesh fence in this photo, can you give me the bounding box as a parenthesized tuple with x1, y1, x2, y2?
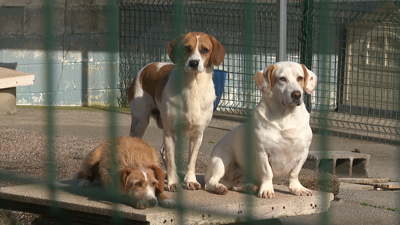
(119, 0, 400, 143)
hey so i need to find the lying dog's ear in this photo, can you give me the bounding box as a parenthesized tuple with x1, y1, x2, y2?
(209, 35, 225, 66)
(167, 34, 185, 64)
(119, 169, 132, 194)
(301, 65, 318, 94)
(254, 65, 276, 94)
(149, 165, 166, 195)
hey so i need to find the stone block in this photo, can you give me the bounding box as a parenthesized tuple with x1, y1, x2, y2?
(2, 37, 64, 64)
(303, 151, 370, 178)
(70, 6, 108, 34)
(24, 7, 66, 36)
(88, 62, 119, 90)
(28, 64, 63, 93)
(0, 7, 24, 36)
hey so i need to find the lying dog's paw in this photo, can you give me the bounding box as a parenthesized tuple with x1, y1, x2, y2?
(187, 181, 201, 190)
(160, 199, 176, 209)
(78, 180, 92, 188)
(258, 188, 275, 198)
(290, 187, 313, 196)
(216, 184, 228, 195)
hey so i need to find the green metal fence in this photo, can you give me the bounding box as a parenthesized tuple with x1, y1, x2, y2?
(119, 0, 400, 143)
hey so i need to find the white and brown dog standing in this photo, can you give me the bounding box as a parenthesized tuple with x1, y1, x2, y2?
(74, 137, 175, 209)
(128, 32, 225, 191)
(205, 61, 318, 198)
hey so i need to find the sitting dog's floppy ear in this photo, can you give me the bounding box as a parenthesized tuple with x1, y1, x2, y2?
(254, 65, 276, 94)
(149, 165, 166, 194)
(210, 35, 225, 66)
(301, 65, 318, 94)
(119, 169, 132, 194)
(167, 34, 184, 64)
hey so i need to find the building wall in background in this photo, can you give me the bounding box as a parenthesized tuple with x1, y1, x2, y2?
(0, 0, 119, 106)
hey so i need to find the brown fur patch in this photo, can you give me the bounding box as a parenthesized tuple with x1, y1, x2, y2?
(138, 63, 176, 105)
(301, 64, 309, 90)
(268, 65, 278, 88)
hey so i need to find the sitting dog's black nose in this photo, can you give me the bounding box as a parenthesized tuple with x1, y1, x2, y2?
(291, 91, 301, 100)
(189, 60, 199, 69)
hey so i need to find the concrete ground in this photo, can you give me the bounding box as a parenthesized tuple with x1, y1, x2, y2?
(1, 106, 400, 224)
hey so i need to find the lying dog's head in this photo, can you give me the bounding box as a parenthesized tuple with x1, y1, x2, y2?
(119, 165, 165, 209)
(254, 61, 318, 106)
(167, 32, 225, 73)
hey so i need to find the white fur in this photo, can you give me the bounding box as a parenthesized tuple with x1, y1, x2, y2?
(205, 61, 318, 198)
(129, 34, 221, 191)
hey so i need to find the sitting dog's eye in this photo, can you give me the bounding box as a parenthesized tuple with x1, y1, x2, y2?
(297, 77, 304, 81)
(279, 77, 287, 82)
(200, 48, 209, 54)
(135, 182, 142, 187)
(152, 182, 157, 187)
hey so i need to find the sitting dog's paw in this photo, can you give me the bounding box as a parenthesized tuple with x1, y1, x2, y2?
(187, 181, 201, 190)
(159, 199, 176, 209)
(168, 183, 182, 192)
(258, 188, 275, 198)
(290, 187, 313, 196)
(216, 184, 228, 195)
(78, 180, 92, 188)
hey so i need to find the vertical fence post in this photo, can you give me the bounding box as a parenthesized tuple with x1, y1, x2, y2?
(317, 0, 332, 224)
(301, 0, 313, 112)
(276, 0, 287, 62)
(172, 0, 186, 223)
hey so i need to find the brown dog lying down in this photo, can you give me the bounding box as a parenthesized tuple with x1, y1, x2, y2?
(73, 137, 175, 209)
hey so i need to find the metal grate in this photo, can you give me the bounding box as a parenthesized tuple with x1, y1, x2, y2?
(120, 0, 400, 142)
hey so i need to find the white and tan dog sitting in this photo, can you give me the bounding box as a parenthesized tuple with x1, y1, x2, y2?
(205, 61, 318, 198)
(128, 32, 225, 191)
(74, 137, 175, 209)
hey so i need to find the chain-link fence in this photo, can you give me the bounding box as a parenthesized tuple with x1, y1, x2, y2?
(119, 0, 400, 142)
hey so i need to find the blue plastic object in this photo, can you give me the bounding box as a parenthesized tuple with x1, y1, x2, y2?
(213, 69, 227, 111)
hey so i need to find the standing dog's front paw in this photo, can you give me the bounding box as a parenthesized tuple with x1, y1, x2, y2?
(290, 187, 313, 196)
(258, 188, 275, 198)
(186, 181, 201, 190)
(168, 183, 182, 192)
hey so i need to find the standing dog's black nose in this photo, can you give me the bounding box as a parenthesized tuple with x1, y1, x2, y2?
(189, 60, 199, 69)
(291, 91, 301, 100)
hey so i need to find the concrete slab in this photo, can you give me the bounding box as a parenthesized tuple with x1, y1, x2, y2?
(0, 180, 334, 224)
(0, 67, 34, 89)
(373, 182, 400, 190)
(338, 178, 390, 184)
(0, 67, 34, 115)
(304, 151, 370, 178)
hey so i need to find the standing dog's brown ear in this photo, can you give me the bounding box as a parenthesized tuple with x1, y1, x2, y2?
(149, 165, 166, 194)
(167, 34, 185, 64)
(209, 35, 225, 66)
(119, 169, 132, 194)
(254, 65, 276, 94)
